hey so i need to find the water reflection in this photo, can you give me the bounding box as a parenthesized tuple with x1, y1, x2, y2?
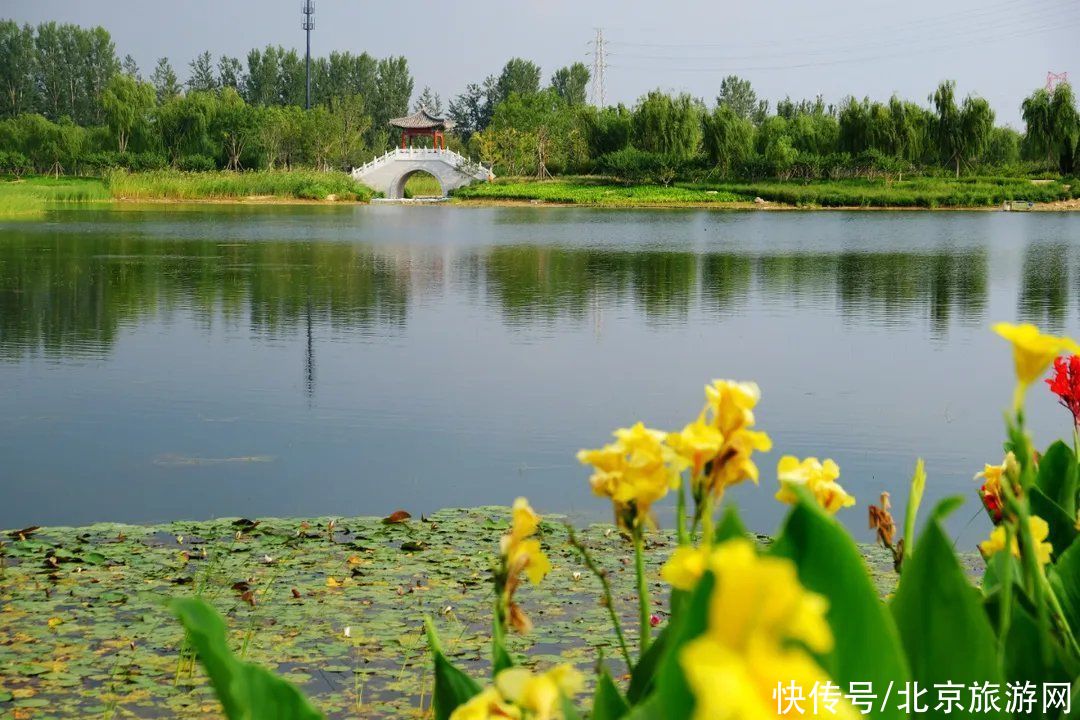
(0, 229, 1049, 358)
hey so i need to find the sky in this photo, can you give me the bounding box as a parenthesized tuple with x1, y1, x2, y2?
(7, 0, 1080, 126)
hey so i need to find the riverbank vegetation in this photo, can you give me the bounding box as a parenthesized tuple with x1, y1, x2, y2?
(0, 175, 109, 215)
(1, 19, 1078, 200)
(104, 169, 373, 202)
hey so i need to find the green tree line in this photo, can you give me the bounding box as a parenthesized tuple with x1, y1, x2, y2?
(0, 18, 1077, 181)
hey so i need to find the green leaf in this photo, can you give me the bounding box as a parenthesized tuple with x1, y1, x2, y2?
(560, 692, 584, 720)
(903, 458, 926, 558)
(426, 618, 481, 720)
(1049, 536, 1080, 639)
(0, 690, 11, 703)
(1036, 440, 1076, 517)
(1000, 597, 1078, 687)
(171, 597, 324, 720)
(626, 623, 667, 704)
(1030, 487, 1079, 563)
(712, 504, 749, 544)
(770, 499, 909, 720)
(930, 495, 965, 522)
(648, 571, 715, 720)
(890, 516, 1005, 720)
(592, 664, 630, 720)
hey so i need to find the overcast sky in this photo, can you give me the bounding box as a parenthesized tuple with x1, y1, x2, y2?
(8, 0, 1079, 125)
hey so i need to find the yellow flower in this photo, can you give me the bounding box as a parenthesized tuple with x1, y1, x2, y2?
(678, 539, 857, 720)
(499, 498, 551, 633)
(660, 545, 709, 590)
(698, 380, 772, 497)
(577, 422, 680, 530)
(448, 688, 520, 720)
(496, 665, 583, 720)
(993, 322, 1080, 408)
(666, 416, 724, 477)
(974, 459, 1005, 496)
(775, 456, 855, 513)
(979, 516, 1053, 566)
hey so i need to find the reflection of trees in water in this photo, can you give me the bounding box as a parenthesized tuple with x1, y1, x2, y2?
(0, 231, 1000, 359)
(1017, 243, 1069, 332)
(0, 229, 411, 359)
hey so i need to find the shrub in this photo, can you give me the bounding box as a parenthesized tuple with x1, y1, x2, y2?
(176, 154, 217, 172)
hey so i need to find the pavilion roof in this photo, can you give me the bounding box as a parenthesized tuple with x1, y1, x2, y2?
(388, 107, 455, 130)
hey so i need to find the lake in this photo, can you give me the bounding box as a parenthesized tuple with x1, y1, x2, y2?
(1, 204, 1076, 545)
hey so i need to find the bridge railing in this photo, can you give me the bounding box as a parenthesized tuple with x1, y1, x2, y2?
(352, 148, 492, 179)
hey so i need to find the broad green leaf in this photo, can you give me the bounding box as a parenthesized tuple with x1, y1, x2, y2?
(770, 499, 909, 720)
(1000, 598, 1078, 690)
(648, 572, 715, 720)
(592, 664, 630, 720)
(903, 458, 926, 558)
(491, 617, 514, 676)
(890, 515, 1005, 720)
(171, 598, 324, 720)
(1049, 536, 1080, 639)
(426, 618, 481, 720)
(1030, 487, 1079, 562)
(1037, 440, 1076, 516)
(626, 623, 666, 704)
(713, 504, 749, 544)
(560, 693, 583, 720)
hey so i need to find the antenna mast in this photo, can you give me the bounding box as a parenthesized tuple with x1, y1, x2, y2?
(590, 28, 607, 107)
(302, 0, 315, 109)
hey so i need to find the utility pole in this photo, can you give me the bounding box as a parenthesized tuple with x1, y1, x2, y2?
(302, 0, 315, 109)
(590, 28, 607, 107)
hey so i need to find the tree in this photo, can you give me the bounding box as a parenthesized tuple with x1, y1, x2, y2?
(550, 63, 589, 106)
(583, 104, 632, 157)
(121, 54, 140, 80)
(481, 88, 585, 177)
(1021, 88, 1052, 165)
(702, 105, 755, 174)
(210, 88, 256, 170)
(371, 57, 413, 148)
(0, 21, 37, 118)
(448, 77, 497, 141)
(218, 56, 243, 92)
(333, 92, 370, 168)
(1047, 83, 1079, 174)
(16, 113, 84, 176)
(413, 86, 443, 115)
(151, 57, 181, 104)
(632, 91, 703, 160)
(495, 58, 541, 104)
(156, 91, 216, 162)
(932, 81, 993, 177)
(188, 51, 218, 93)
(717, 75, 767, 124)
(101, 74, 155, 153)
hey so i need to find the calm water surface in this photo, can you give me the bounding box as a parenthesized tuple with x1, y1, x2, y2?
(1, 204, 1076, 544)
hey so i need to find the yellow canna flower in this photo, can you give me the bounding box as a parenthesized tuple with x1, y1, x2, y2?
(666, 416, 724, 478)
(496, 665, 583, 720)
(577, 422, 681, 531)
(979, 515, 1053, 566)
(498, 498, 551, 634)
(678, 539, 857, 720)
(448, 688, 521, 720)
(993, 322, 1080, 409)
(698, 381, 772, 498)
(660, 545, 709, 590)
(775, 456, 855, 513)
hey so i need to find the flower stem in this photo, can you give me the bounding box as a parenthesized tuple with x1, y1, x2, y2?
(676, 478, 689, 546)
(565, 525, 633, 671)
(633, 525, 651, 658)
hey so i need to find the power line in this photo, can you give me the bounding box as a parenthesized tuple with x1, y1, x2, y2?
(589, 28, 607, 107)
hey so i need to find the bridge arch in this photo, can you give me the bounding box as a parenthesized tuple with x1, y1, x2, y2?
(390, 168, 445, 200)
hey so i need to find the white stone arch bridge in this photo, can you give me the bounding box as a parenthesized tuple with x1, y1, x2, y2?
(351, 148, 493, 200)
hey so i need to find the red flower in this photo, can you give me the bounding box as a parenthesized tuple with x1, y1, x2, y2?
(978, 483, 1003, 524)
(1046, 355, 1080, 427)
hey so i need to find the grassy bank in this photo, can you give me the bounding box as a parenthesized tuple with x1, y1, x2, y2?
(0, 176, 111, 216)
(454, 177, 746, 205)
(0, 507, 929, 718)
(455, 175, 1076, 209)
(104, 169, 375, 203)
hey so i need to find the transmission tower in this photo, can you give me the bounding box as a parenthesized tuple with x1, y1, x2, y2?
(1046, 71, 1069, 92)
(302, 0, 315, 109)
(590, 28, 607, 107)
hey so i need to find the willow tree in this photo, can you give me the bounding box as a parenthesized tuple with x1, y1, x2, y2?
(702, 104, 755, 175)
(632, 91, 703, 160)
(1048, 84, 1078, 174)
(100, 74, 156, 153)
(931, 81, 993, 177)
